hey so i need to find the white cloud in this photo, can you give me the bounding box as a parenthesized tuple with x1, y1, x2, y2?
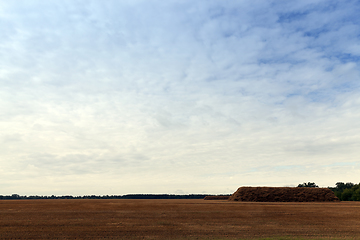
(0, 0, 359, 195)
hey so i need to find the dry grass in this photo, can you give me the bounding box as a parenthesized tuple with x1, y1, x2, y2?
(0, 199, 359, 239)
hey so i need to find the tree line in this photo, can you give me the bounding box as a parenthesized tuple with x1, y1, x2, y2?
(0, 194, 223, 200)
(329, 182, 360, 201)
(2, 182, 359, 201)
(298, 182, 360, 201)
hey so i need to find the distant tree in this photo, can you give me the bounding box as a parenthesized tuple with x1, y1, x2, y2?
(329, 182, 360, 201)
(341, 189, 354, 201)
(352, 186, 360, 201)
(335, 182, 354, 191)
(11, 194, 21, 199)
(297, 182, 319, 188)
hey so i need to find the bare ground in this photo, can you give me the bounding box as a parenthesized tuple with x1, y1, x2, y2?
(0, 199, 359, 239)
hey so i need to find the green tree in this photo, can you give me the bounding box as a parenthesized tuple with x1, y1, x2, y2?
(341, 189, 354, 201)
(297, 182, 318, 188)
(335, 182, 354, 191)
(331, 182, 358, 200)
(351, 185, 360, 201)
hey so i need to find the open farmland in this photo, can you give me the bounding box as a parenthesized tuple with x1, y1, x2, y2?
(0, 199, 360, 239)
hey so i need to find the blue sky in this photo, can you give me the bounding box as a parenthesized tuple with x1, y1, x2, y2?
(0, 0, 359, 195)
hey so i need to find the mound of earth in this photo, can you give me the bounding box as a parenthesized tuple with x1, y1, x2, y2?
(204, 195, 230, 200)
(228, 187, 339, 202)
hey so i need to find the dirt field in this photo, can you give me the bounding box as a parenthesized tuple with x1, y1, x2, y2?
(0, 199, 360, 239)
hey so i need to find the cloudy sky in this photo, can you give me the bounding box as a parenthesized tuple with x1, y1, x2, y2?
(1, 0, 359, 196)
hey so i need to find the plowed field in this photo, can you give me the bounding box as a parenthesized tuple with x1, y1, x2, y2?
(1, 199, 360, 239)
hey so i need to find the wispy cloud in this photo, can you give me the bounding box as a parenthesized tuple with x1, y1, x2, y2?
(0, 0, 359, 195)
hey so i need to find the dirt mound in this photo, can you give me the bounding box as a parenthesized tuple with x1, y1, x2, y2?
(229, 187, 339, 202)
(204, 195, 230, 200)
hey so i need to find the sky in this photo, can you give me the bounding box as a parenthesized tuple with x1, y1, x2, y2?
(1, 0, 360, 196)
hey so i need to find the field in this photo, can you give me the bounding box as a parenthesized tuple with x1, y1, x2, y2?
(1, 199, 360, 239)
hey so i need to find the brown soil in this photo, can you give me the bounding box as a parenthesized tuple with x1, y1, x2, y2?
(0, 199, 359, 239)
(204, 195, 230, 200)
(229, 187, 339, 202)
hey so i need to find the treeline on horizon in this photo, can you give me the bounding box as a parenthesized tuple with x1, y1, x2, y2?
(298, 182, 360, 201)
(1, 182, 359, 201)
(0, 194, 231, 200)
(328, 182, 360, 201)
